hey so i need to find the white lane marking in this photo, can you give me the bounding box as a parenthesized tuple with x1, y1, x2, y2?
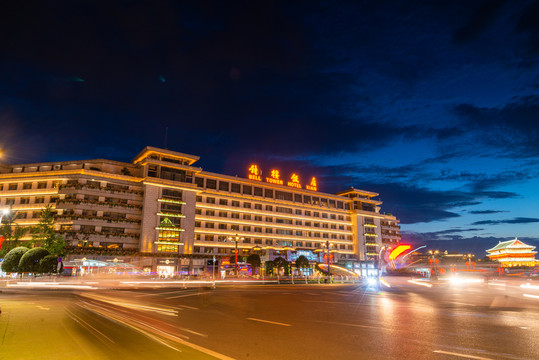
(247, 318, 292, 327)
(315, 320, 378, 329)
(176, 304, 199, 310)
(433, 350, 492, 359)
(37, 306, 50, 310)
(166, 292, 210, 299)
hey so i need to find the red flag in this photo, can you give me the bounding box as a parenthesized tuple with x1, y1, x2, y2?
(0, 235, 4, 250)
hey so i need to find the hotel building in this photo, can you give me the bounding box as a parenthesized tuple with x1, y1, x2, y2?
(0, 146, 401, 273)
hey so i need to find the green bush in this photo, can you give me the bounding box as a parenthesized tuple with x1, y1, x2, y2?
(39, 254, 59, 274)
(1, 247, 29, 273)
(18, 247, 50, 273)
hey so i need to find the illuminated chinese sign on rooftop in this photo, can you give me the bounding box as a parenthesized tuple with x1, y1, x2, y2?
(247, 164, 318, 191)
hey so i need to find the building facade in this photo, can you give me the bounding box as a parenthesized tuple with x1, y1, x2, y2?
(0, 146, 401, 272)
(486, 238, 537, 267)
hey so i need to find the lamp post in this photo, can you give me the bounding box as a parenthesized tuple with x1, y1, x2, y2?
(322, 241, 334, 277)
(227, 234, 244, 276)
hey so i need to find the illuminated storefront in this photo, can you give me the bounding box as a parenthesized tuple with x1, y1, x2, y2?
(486, 238, 537, 267)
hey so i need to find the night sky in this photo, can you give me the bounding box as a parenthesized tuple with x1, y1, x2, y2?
(1, 1, 539, 254)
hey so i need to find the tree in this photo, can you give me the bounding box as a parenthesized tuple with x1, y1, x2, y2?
(18, 247, 49, 273)
(1, 247, 29, 273)
(246, 254, 261, 274)
(39, 254, 60, 274)
(0, 211, 29, 257)
(31, 206, 66, 255)
(273, 257, 290, 276)
(265, 260, 275, 275)
(295, 255, 310, 275)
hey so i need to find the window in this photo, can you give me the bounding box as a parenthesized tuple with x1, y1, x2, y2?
(276, 218, 292, 224)
(205, 223, 215, 228)
(276, 229, 293, 235)
(195, 208, 202, 215)
(23, 183, 32, 190)
(329, 200, 336, 209)
(218, 211, 226, 217)
(243, 226, 251, 231)
(231, 225, 239, 231)
(160, 167, 186, 182)
(294, 194, 302, 202)
(254, 215, 262, 221)
(322, 213, 328, 219)
(206, 179, 217, 189)
(322, 223, 328, 228)
(321, 198, 328, 207)
(305, 211, 311, 216)
(243, 185, 252, 195)
(275, 191, 292, 201)
(18, 212, 27, 219)
(20, 197, 30, 204)
(265, 189, 273, 198)
(265, 239, 272, 245)
(254, 187, 263, 196)
(295, 220, 302, 225)
(276, 206, 292, 214)
(254, 227, 262, 233)
(265, 205, 273, 211)
(243, 238, 251, 244)
(265, 217, 272, 222)
(265, 228, 273, 233)
(304, 196, 311, 204)
(219, 199, 228, 206)
(195, 177, 204, 187)
(295, 209, 302, 215)
(35, 197, 45, 204)
(5, 198, 15, 205)
(206, 197, 216, 204)
(314, 212, 320, 217)
(313, 197, 320, 205)
(219, 181, 229, 191)
(162, 189, 183, 199)
(231, 213, 240, 219)
(205, 235, 214, 242)
(243, 202, 251, 209)
(9, 184, 18, 190)
(243, 214, 251, 220)
(254, 204, 262, 210)
(231, 183, 241, 193)
(232, 201, 240, 207)
(254, 239, 262, 245)
(337, 201, 344, 209)
(218, 224, 227, 230)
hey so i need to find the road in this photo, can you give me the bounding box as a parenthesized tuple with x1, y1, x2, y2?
(1, 276, 538, 360)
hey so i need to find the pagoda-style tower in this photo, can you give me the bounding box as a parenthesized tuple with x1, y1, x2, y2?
(486, 238, 537, 267)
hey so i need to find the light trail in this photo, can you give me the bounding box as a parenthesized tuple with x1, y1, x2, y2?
(247, 318, 292, 327)
(433, 350, 492, 359)
(407, 280, 433, 288)
(520, 283, 539, 290)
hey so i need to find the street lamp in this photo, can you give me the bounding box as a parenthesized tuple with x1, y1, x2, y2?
(227, 234, 244, 276)
(322, 241, 334, 277)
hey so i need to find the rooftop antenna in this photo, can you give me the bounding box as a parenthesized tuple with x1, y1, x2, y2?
(164, 126, 169, 149)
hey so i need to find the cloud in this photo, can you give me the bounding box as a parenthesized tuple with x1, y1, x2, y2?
(453, 96, 539, 157)
(469, 210, 507, 214)
(471, 217, 539, 225)
(453, 0, 507, 44)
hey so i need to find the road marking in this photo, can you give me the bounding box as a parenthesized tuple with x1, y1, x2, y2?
(247, 318, 291, 327)
(433, 350, 492, 359)
(166, 292, 210, 299)
(315, 320, 378, 329)
(36, 306, 50, 310)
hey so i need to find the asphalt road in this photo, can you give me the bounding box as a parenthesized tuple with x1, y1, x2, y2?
(1, 276, 539, 360)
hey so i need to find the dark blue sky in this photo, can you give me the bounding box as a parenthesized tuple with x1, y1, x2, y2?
(1, 0, 539, 253)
